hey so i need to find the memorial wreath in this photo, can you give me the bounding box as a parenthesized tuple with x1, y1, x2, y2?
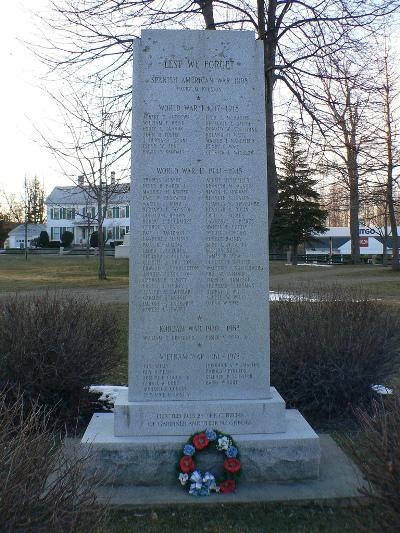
(177, 429, 241, 496)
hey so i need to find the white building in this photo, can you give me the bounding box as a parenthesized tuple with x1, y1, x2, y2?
(6, 224, 47, 249)
(306, 226, 398, 256)
(46, 182, 130, 245)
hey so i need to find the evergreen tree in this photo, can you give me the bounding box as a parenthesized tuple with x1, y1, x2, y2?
(270, 120, 327, 265)
(38, 231, 50, 247)
(90, 231, 99, 248)
(61, 230, 74, 247)
(26, 177, 45, 224)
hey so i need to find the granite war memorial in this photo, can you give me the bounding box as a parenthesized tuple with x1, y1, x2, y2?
(82, 29, 320, 489)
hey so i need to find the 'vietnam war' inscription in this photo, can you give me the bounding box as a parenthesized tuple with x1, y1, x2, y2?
(129, 30, 270, 403)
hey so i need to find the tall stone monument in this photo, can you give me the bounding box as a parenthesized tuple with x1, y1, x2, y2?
(82, 29, 320, 485)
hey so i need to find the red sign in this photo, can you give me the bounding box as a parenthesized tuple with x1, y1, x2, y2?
(359, 237, 369, 247)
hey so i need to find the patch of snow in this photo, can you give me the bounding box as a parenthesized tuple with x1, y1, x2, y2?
(89, 385, 127, 403)
(285, 263, 333, 268)
(269, 291, 318, 302)
(371, 384, 393, 395)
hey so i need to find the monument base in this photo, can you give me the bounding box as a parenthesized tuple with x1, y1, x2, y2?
(114, 387, 286, 436)
(81, 409, 320, 485)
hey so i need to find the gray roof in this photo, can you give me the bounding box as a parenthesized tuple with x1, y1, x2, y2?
(46, 184, 130, 206)
(8, 224, 47, 238)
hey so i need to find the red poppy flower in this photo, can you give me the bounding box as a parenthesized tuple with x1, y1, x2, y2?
(193, 432, 209, 450)
(179, 455, 195, 473)
(223, 457, 241, 473)
(220, 479, 236, 493)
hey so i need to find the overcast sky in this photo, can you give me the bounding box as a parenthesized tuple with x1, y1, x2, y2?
(0, 1, 68, 198)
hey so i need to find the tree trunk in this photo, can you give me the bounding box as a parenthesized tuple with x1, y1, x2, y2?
(291, 244, 298, 266)
(348, 179, 360, 264)
(382, 209, 388, 266)
(86, 220, 91, 259)
(383, 54, 399, 271)
(97, 200, 107, 280)
(261, 0, 278, 228)
(345, 132, 360, 264)
(198, 1, 216, 29)
(388, 201, 399, 271)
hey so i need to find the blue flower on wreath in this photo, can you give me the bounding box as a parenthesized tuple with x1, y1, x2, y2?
(226, 446, 238, 458)
(199, 485, 211, 496)
(183, 444, 195, 456)
(203, 472, 218, 491)
(189, 483, 210, 496)
(205, 429, 217, 441)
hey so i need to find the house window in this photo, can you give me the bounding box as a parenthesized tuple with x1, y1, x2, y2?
(65, 208, 75, 220)
(113, 206, 120, 218)
(51, 227, 61, 240)
(52, 208, 60, 220)
(107, 208, 113, 218)
(120, 226, 126, 237)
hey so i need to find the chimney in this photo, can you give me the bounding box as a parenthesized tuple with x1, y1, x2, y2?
(78, 175, 84, 186)
(111, 171, 116, 184)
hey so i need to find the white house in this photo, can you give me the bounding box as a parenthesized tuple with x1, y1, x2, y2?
(6, 224, 47, 249)
(46, 181, 130, 245)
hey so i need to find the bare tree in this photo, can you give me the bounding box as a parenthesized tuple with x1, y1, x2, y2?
(2, 176, 45, 224)
(316, 53, 382, 264)
(1, 192, 24, 224)
(380, 40, 400, 270)
(2, 177, 46, 260)
(324, 182, 350, 227)
(40, 88, 130, 279)
(33, 0, 399, 228)
(354, 35, 400, 269)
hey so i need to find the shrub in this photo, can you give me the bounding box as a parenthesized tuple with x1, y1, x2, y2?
(49, 240, 61, 248)
(38, 230, 50, 247)
(61, 230, 74, 247)
(270, 285, 400, 420)
(349, 392, 400, 532)
(0, 389, 108, 532)
(90, 231, 99, 247)
(0, 292, 119, 424)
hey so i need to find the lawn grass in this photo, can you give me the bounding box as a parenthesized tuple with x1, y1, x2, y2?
(270, 261, 400, 300)
(0, 255, 129, 290)
(0, 256, 399, 301)
(108, 502, 382, 532)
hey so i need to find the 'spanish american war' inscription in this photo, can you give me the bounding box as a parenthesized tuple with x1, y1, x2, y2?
(129, 30, 270, 405)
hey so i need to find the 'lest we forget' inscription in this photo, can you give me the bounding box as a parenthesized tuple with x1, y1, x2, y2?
(129, 30, 270, 407)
